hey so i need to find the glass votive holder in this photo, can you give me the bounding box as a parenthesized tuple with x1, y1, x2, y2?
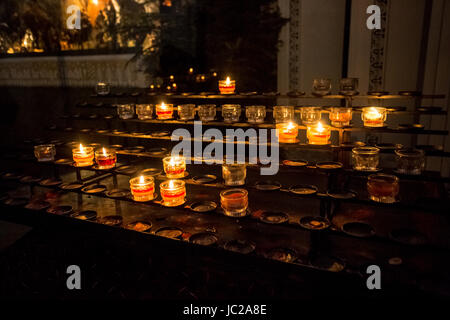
(178, 104, 196, 120)
(367, 173, 399, 203)
(96, 82, 110, 96)
(34, 144, 56, 162)
(198, 104, 216, 122)
(273, 106, 295, 123)
(312, 78, 331, 96)
(395, 148, 425, 175)
(329, 107, 352, 127)
(117, 104, 135, 119)
(218, 77, 235, 94)
(72, 145, 94, 167)
(136, 104, 153, 120)
(220, 188, 248, 217)
(300, 107, 322, 125)
(362, 107, 387, 127)
(95, 148, 117, 169)
(246, 105, 266, 123)
(339, 77, 359, 95)
(129, 175, 155, 202)
(306, 122, 331, 145)
(160, 180, 186, 206)
(222, 104, 241, 123)
(276, 121, 299, 143)
(163, 156, 186, 178)
(155, 103, 174, 120)
(352, 147, 380, 171)
(222, 163, 246, 186)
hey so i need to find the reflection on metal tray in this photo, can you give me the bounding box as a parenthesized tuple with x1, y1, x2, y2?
(47, 205, 73, 216)
(188, 201, 217, 213)
(224, 239, 256, 254)
(259, 211, 289, 224)
(81, 184, 107, 194)
(105, 189, 131, 199)
(126, 221, 152, 232)
(98, 215, 123, 226)
(192, 174, 217, 184)
(254, 180, 282, 191)
(265, 247, 298, 263)
(342, 222, 375, 238)
(71, 210, 97, 221)
(155, 226, 183, 239)
(189, 232, 218, 246)
(299, 216, 331, 230)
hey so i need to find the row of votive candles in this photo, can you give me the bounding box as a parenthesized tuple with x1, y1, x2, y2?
(117, 104, 388, 127)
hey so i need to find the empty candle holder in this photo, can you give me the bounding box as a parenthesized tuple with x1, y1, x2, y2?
(246, 105, 266, 123)
(136, 104, 153, 120)
(222, 163, 246, 186)
(362, 107, 387, 127)
(367, 173, 399, 203)
(156, 102, 174, 120)
(273, 106, 295, 123)
(276, 122, 298, 143)
(395, 148, 425, 175)
(218, 77, 235, 94)
(117, 104, 135, 119)
(95, 148, 117, 169)
(160, 180, 186, 206)
(178, 104, 196, 120)
(198, 104, 216, 122)
(306, 122, 331, 145)
(72, 144, 94, 167)
(220, 188, 248, 217)
(329, 107, 352, 127)
(34, 144, 56, 162)
(222, 104, 241, 123)
(130, 175, 155, 202)
(163, 156, 186, 178)
(339, 77, 359, 96)
(96, 82, 110, 96)
(300, 107, 322, 125)
(352, 147, 380, 171)
(312, 78, 331, 96)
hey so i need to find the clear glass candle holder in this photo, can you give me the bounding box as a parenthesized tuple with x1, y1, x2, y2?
(155, 103, 174, 120)
(367, 173, 399, 203)
(95, 148, 117, 169)
(72, 145, 94, 167)
(222, 104, 241, 123)
(198, 104, 216, 122)
(222, 163, 246, 186)
(160, 180, 186, 206)
(136, 104, 153, 120)
(352, 147, 380, 171)
(130, 175, 155, 202)
(220, 188, 248, 217)
(395, 148, 425, 175)
(163, 156, 186, 178)
(340, 77, 359, 95)
(246, 105, 266, 123)
(312, 78, 331, 96)
(362, 107, 387, 127)
(96, 82, 110, 96)
(117, 104, 135, 119)
(178, 104, 196, 120)
(273, 106, 295, 123)
(276, 122, 298, 143)
(218, 78, 235, 94)
(34, 144, 56, 162)
(306, 122, 331, 145)
(300, 107, 322, 125)
(329, 107, 352, 127)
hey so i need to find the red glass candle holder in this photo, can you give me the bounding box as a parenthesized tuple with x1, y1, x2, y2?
(95, 148, 117, 169)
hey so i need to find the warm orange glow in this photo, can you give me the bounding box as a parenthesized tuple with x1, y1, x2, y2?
(225, 77, 231, 85)
(189, 68, 194, 74)
(79, 144, 84, 153)
(316, 121, 325, 133)
(139, 175, 145, 184)
(102, 147, 107, 156)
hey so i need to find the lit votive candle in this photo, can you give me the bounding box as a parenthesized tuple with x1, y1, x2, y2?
(130, 175, 155, 202)
(72, 144, 94, 167)
(219, 76, 235, 94)
(307, 122, 331, 145)
(362, 107, 387, 127)
(329, 107, 352, 127)
(163, 156, 186, 178)
(156, 102, 174, 120)
(160, 180, 186, 206)
(276, 121, 298, 143)
(220, 188, 248, 217)
(95, 147, 117, 169)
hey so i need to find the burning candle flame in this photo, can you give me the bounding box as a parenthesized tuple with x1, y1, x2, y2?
(102, 147, 107, 156)
(79, 144, 84, 153)
(168, 180, 175, 189)
(287, 122, 295, 130)
(225, 77, 230, 85)
(316, 121, 324, 133)
(139, 175, 145, 184)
